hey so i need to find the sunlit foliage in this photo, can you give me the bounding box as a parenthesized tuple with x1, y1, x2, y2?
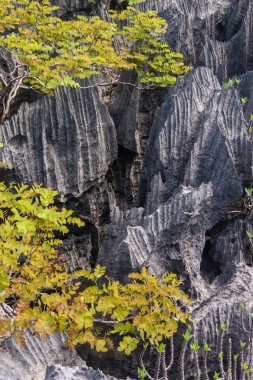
(0, 0, 190, 122)
(0, 183, 191, 354)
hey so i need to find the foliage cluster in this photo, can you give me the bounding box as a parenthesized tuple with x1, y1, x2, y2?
(0, 0, 190, 123)
(0, 183, 191, 356)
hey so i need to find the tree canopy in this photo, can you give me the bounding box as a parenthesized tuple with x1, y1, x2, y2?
(0, 0, 190, 122)
(0, 183, 191, 355)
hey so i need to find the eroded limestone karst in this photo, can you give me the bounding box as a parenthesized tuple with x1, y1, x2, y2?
(1, 0, 253, 379)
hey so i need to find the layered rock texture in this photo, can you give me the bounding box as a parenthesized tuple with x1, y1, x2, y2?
(1, 0, 253, 379)
(0, 318, 126, 380)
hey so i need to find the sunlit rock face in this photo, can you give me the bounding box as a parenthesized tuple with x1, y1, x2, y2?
(99, 66, 253, 305)
(1, 83, 117, 197)
(45, 364, 130, 380)
(0, 326, 127, 380)
(141, 0, 253, 82)
(1, 0, 253, 379)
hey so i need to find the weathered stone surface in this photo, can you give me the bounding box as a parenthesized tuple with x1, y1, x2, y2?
(2, 0, 253, 379)
(51, 0, 93, 14)
(137, 67, 252, 214)
(97, 67, 253, 377)
(1, 82, 117, 198)
(45, 364, 130, 380)
(199, 1, 253, 82)
(140, 0, 232, 64)
(0, 80, 120, 265)
(0, 330, 84, 380)
(140, 0, 253, 84)
(0, 328, 128, 380)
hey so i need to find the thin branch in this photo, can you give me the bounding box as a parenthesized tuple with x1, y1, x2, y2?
(9, 64, 26, 78)
(166, 336, 174, 371)
(93, 315, 134, 325)
(161, 353, 168, 380)
(154, 352, 162, 380)
(1, 71, 27, 123)
(241, 309, 251, 334)
(79, 80, 155, 91)
(140, 347, 155, 380)
(26, 75, 46, 89)
(0, 74, 7, 87)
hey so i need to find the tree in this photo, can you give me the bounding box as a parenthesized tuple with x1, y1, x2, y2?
(0, 182, 191, 360)
(0, 0, 191, 123)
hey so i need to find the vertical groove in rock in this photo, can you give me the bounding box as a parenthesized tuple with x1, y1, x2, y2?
(2, 0, 253, 379)
(137, 67, 222, 213)
(1, 81, 117, 197)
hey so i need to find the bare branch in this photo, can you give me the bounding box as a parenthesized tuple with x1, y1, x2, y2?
(93, 315, 134, 325)
(78, 80, 155, 91)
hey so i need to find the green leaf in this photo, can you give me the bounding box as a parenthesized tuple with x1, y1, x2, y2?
(0, 267, 10, 293)
(247, 231, 253, 239)
(138, 367, 146, 379)
(190, 340, 200, 351)
(221, 322, 228, 331)
(117, 336, 139, 355)
(223, 79, 234, 88)
(183, 327, 192, 342)
(156, 343, 166, 353)
(204, 342, 211, 352)
(218, 351, 223, 359)
(16, 219, 36, 234)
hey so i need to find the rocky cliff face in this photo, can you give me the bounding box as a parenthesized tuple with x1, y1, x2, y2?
(1, 0, 253, 379)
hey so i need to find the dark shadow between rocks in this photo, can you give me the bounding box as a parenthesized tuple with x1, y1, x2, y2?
(76, 343, 139, 379)
(200, 233, 222, 284)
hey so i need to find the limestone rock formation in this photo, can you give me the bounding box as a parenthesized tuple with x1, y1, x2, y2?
(0, 80, 118, 260)
(1, 0, 253, 379)
(1, 82, 117, 197)
(45, 364, 129, 380)
(0, 322, 128, 380)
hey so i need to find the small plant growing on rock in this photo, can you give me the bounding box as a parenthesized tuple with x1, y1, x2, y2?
(223, 78, 241, 88)
(223, 79, 234, 88)
(179, 305, 253, 380)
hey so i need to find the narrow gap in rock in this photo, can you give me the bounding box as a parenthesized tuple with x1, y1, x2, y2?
(215, 21, 227, 42)
(244, 243, 253, 267)
(9, 134, 28, 148)
(110, 0, 128, 10)
(106, 145, 136, 210)
(59, 195, 100, 268)
(225, 0, 250, 40)
(200, 233, 222, 283)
